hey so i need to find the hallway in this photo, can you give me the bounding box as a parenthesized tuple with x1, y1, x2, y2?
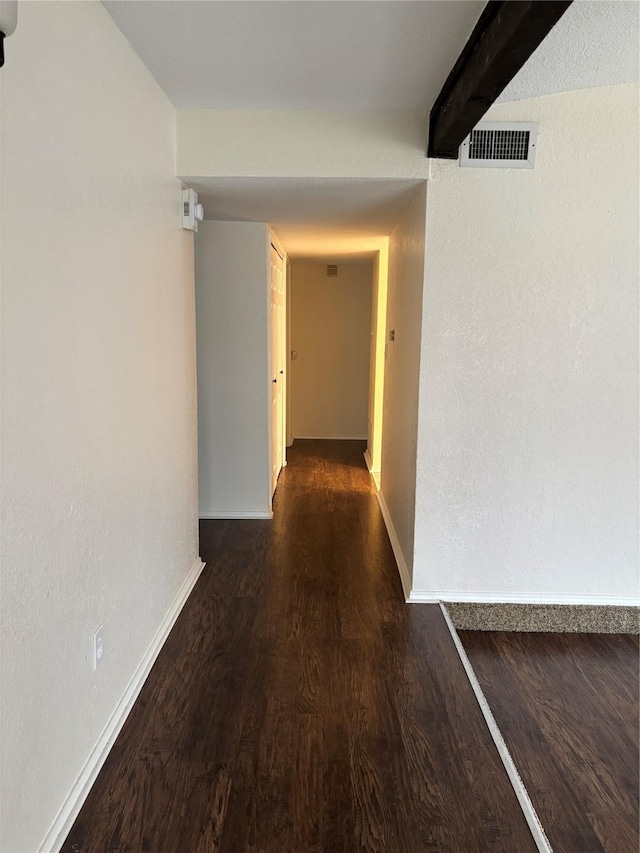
(63, 441, 536, 852)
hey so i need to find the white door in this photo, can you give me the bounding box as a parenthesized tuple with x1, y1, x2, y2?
(270, 244, 285, 495)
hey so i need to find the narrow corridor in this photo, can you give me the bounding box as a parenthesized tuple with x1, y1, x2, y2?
(63, 441, 535, 852)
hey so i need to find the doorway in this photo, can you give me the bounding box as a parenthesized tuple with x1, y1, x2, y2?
(287, 252, 388, 478)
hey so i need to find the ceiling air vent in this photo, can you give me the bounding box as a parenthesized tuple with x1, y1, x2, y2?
(327, 265, 338, 278)
(459, 122, 537, 169)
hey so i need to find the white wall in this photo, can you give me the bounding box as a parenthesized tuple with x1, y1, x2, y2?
(377, 185, 428, 596)
(177, 110, 429, 179)
(413, 83, 639, 603)
(291, 263, 372, 440)
(195, 221, 271, 517)
(0, 3, 199, 851)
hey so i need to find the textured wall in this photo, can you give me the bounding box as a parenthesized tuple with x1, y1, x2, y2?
(413, 83, 639, 602)
(379, 184, 428, 588)
(498, 1, 639, 103)
(195, 222, 271, 516)
(291, 263, 372, 439)
(0, 4, 198, 850)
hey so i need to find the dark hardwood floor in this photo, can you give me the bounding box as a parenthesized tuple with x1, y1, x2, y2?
(460, 630, 640, 853)
(63, 440, 536, 852)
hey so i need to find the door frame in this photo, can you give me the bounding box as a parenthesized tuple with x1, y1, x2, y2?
(267, 230, 287, 513)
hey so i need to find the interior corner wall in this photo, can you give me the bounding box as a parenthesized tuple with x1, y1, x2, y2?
(195, 221, 271, 517)
(413, 83, 639, 603)
(0, 3, 199, 851)
(290, 263, 372, 440)
(378, 184, 428, 595)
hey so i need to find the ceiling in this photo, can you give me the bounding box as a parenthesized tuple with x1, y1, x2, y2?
(104, 1, 638, 112)
(184, 177, 424, 258)
(104, 1, 484, 110)
(106, 0, 639, 259)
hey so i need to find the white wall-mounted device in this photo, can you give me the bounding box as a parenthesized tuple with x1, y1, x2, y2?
(181, 188, 204, 232)
(0, 0, 18, 67)
(459, 122, 538, 169)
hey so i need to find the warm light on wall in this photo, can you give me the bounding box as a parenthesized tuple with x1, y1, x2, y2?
(369, 240, 389, 486)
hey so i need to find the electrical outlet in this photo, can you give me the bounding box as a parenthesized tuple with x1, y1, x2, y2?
(92, 624, 104, 670)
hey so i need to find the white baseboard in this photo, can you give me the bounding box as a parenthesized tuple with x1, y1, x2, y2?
(409, 590, 640, 606)
(363, 452, 381, 490)
(199, 510, 271, 519)
(293, 435, 367, 441)
(38, 557, 206, 853)
(376, 491, 412, 601)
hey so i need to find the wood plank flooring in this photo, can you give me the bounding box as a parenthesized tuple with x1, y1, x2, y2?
(460, 630, 640, 853)
(62, 440, 536, 852)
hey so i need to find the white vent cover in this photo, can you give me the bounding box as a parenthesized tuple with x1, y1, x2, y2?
(459, 122, 538, 169)
(327, 265, 338, 278)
